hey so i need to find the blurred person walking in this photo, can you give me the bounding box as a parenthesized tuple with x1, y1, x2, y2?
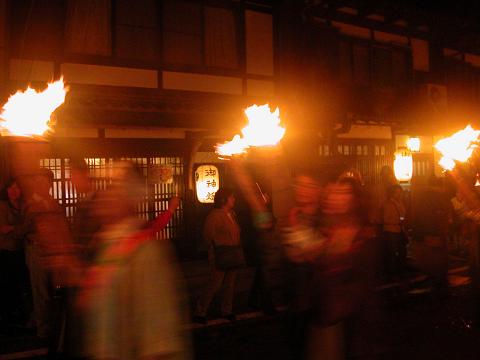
(194, 188, 245, 324)
(307, 176, 375, 360)
(227, 159, 277, 315)
(77, 161, 190, 360)
(69, 157, 102, 262)
(281, 171, 323, 359)
(63, 157, 102, 360)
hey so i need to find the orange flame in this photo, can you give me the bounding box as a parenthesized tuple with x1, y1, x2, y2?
(216, 104, 285, 157)
(435, 125, 480, 171)
(0, 78, 68, 137)
(216, 135, 249, 158)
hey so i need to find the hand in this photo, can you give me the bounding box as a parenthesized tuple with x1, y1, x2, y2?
(168, 196, 181, 212)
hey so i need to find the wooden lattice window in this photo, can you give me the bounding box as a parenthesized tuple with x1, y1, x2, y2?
(40, 156, 184, 241)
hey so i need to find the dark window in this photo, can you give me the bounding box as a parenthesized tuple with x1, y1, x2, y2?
(372, 47, 393, 87)
(65, 0, 112, 56)
(10, 0, 65, 59)
(115, 0, 159, 60)
(204, 6, 238, 69)
(392, 49, 408, 85)
(162, 0, 203, 66)
(162, 0, 239, 70)
(339, 40, 352, 83)
(338, 38, 410, 88)
(352, 44, 369, 85)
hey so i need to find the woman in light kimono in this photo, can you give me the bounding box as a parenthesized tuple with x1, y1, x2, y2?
(77, 162, 191, 360)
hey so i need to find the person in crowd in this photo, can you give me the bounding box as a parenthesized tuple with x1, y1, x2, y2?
(451, 189, 473, 256)
(413, 176, 452, 292)
(369, 165, 397, 230)
(307, 175, 375, 360)
(23, 168, 77, 340)
(382, 184, 407, 280)
(0, 178, 29, 330)
(194, 188, 244, 324)
(246, 190, 278, 315)
(76, 161, 190, 360)
(282, 172, 323, 307)
(63, 156, 102, 359)
(227, 159, 277, 315)
(69, 156, 102, 262)
(364, 165, 398, 283)
(280, 171, 323, 359)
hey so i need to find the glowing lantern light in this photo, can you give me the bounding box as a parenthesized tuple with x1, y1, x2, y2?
(394, 147, 413, 182)
(435, 125, 480, 171)
(216, 104, 285, 157)
(195, 165, 220, 203)
(0, 77, 68, 137)
(407, 137, 421, 152)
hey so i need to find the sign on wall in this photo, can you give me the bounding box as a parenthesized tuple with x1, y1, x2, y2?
(195, 165, 220, 203)
(149, 165, 174, 184)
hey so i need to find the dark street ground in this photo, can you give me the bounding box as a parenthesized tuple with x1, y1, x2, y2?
(193, 269, 480, 360)
(1, 260, 480, 360)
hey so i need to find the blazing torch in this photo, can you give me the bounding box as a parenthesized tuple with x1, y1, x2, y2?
(0, 78, 78, 287)
(216, 104, 287, 228)
(435, 125, 480, 217)
(0, 78, 68, 181)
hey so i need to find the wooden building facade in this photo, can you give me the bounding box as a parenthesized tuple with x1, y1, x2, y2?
(1, 0, 480, 258)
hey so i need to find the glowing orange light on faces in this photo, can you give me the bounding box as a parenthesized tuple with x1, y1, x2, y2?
(216, 104, 285, 157)
(0, 78, 68, 137)
(435, 125, 480, 171)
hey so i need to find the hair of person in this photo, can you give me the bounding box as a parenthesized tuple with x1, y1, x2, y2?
(337, 176, 363, 200)
(213, 188, 234, 209)
(38, 168, 55, 183)
(69, 156, 89, 172)
(0, 177, 18, 201)
(337, 176, 369, 221)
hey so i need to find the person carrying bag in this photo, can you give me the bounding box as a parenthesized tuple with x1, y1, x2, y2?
(194, 188, 245, 324)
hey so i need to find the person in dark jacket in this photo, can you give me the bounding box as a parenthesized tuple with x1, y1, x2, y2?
(194, 188, 243, 323)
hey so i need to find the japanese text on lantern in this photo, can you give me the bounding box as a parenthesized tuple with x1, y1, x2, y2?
(195, 165, 220, 203)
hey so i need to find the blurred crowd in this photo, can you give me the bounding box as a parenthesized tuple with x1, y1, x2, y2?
(0, 159, 191, 360)
(1, 153, 479, 360)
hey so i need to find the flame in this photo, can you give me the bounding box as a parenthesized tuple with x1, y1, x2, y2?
(216, 134, 249, 157)
(216, 104, 285, 157)
(435, 125, 480, 171)
(0, 78, 68, 137)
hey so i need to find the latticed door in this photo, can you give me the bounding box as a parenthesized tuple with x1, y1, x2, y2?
(40, 156, 184, 241)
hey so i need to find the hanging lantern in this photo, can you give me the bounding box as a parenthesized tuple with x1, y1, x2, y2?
(394, 147, 413, 182)
(407, 137, 421, 152)
(195, 165, 220, 203)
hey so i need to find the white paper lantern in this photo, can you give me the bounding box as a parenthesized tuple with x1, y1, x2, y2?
(195, 165, 220, 203)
